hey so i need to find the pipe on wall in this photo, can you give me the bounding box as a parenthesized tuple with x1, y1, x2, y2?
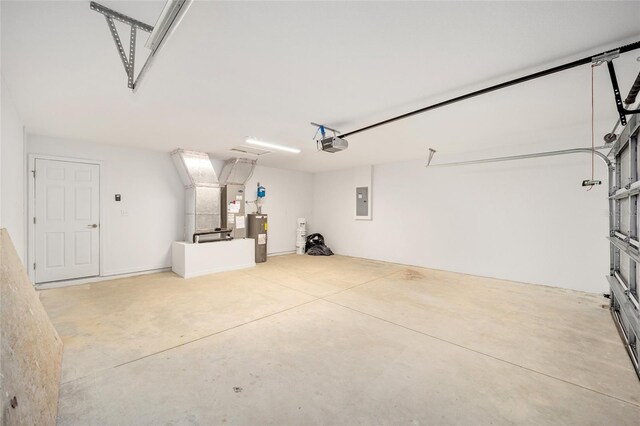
(426, 148, 611, 170)
(426, 149, 614, 236)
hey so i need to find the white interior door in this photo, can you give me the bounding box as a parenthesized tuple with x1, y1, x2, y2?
(34, 159, 100, 283)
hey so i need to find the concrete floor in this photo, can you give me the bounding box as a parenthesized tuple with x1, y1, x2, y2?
(39, 255, 640, 425)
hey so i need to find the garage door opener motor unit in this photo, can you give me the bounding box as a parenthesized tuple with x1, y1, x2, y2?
(311, 122, 349, 153)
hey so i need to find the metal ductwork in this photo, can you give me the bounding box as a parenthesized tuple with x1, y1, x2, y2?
(218, 158, 256, 186)
(171, 149, 230, 243)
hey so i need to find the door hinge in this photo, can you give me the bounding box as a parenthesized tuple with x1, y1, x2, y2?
(33, 217, 36, 224)
(33, 263, 36, 270)
(32, 170, 36, 178)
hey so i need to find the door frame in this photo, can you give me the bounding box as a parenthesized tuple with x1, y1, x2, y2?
(27, 154, 104, 284)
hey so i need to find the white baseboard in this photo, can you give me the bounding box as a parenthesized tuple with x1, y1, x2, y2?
(101, 264, 171, 277)
(36, 252, 295, 289)
(35, 267, 171, 290)
(267, 250, 296, 257)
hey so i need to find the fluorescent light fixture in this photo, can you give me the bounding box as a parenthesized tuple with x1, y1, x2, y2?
(245, 138, 301, 154)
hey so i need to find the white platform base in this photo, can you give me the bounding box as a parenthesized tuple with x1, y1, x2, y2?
(172, 239, 256, 279)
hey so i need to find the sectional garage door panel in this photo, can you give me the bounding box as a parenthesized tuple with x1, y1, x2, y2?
(609, 116, 640, 378)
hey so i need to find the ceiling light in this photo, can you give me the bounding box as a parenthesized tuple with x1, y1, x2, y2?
(245, 138, 301, 154)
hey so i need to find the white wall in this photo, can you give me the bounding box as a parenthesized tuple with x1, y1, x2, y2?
(26, 137, 314, 277)
(312, 146, 610, 293)
(27, 130, 601, 294)
(27, 135, 184, 276)
(244, 165, 313, 255)
(1, 75, 26, 263)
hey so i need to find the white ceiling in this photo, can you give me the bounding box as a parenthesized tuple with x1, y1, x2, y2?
(2, 1, 640, 172)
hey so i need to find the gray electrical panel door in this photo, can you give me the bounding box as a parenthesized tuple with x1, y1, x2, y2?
(608, 113, 640, 379)
(247, 214, 267, 263)
(356, 187, 368, 217)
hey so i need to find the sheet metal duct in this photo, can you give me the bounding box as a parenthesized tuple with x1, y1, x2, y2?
(171, 149, 225, 243)
(172, 149, 218, 187)
(218, 158, 256, 186)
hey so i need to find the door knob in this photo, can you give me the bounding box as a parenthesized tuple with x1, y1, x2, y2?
(88, 224, 98, 228)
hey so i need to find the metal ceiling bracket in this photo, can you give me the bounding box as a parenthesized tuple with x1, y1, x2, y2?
(90, 2, 153, 33)
(605, 60, 640, 127)
(591, 50, 620, 67)
(593, 50, 640, 127)
(591, 50, 640, 125)
(310, 122, 340, 135)
(128, 26, 136, 89)
(90, 2, 153, 90)
(426, 148, 437, 166)
(104, 17, 130, 77)
(608, 60, 628, 126)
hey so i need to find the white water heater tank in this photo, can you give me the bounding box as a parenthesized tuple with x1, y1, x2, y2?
(296, 218, 306, 255)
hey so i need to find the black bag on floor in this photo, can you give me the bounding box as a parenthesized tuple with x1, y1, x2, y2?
(307, 245, 334, 256)
(305, 233, 324, 250)
(305, 233, 334, 256)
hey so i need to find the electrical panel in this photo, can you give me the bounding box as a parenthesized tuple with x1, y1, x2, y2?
(356, 187, 369, 217)
(354, 166, 372, 220)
